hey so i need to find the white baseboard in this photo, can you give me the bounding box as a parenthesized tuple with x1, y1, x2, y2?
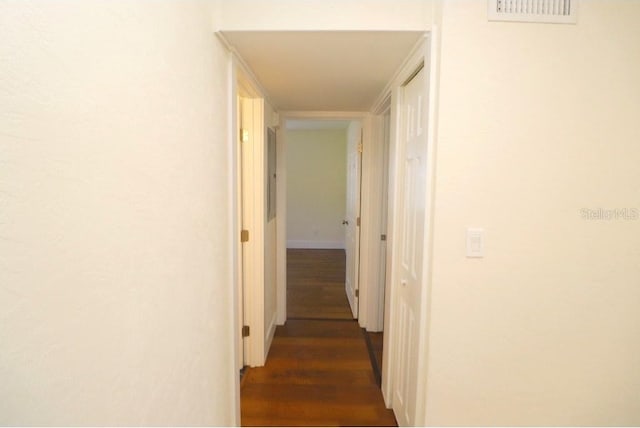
(287, 240, 345, 249)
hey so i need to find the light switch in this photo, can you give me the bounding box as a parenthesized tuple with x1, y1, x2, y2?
(466, 228, 484, 258)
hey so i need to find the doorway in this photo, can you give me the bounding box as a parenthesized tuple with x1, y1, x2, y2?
(235, 69, 270, 370)
(228, 30, 435, 427)
(282, 117, 362, 321)
(241, 116, 399, 427)
(362, 101, 392, 386)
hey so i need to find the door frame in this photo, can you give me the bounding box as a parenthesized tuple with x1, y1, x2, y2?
(375, 32, 439, 426)
(228, 45, 273, 370)
(276, 111, 367, 325)
(360, 96, 392, 332)
(224, 28, 439, 425)
(345, 120, 364, 319)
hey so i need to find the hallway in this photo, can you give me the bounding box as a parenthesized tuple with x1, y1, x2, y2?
(240, 250, 396, 426)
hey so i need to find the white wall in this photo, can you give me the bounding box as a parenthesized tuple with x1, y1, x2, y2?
(286, 129, 347, 249)
(218, 0, 433, 31)
(424, 1, 640, 425)
(0, 2, 234, 425)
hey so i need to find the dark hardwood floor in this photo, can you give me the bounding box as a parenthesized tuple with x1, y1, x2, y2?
(241, 248, 396, 427)
(287, 249, 354, 320)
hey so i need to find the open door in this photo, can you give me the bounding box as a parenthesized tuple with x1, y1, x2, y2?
(237, 74, 268, 367)
(237, 96, 246, 369)
(239, 95, 253, 367)
(345, 121, 362, 318)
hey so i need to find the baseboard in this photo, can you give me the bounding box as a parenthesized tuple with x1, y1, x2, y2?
(287, 240, 345, 249)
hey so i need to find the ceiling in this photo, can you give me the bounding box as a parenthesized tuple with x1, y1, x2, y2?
(221, 31, 424, 112)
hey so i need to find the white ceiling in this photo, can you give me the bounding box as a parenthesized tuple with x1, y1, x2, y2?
(221, 31, 424, 112)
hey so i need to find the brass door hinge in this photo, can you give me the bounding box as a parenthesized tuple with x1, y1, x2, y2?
(242, 325, 250, 337)
(355, 289, 360, 298)
(240, 129, 249, 143)
(357, 142, 363, 153)
(356, 217, 361, 227)
(240, 229, 249, 243)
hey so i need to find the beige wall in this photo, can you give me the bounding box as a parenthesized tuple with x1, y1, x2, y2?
(5, 0, 638, 426)
(0, 2, 234, 425)
(424, 1, 640, 425)
(286, 129, 347, 248)
(217, 0, 434, 31)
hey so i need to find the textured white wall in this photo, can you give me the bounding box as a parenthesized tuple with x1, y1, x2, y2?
(286, 129, 347, 249)
(0, 2, 234, 425)
(424, 1, 640, 425)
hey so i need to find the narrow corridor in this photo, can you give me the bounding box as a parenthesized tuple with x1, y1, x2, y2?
(240, 249, 396, 426)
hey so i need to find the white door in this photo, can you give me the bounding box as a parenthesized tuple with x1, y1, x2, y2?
(344, 122, 362, 318)
(236, 96, 244, 369)
(392, 66, 428, 426)
(239, 96, 250, 366)
(238, 94, 267, 367)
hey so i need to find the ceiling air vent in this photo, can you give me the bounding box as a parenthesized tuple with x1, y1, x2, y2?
(488, 0, 578, 24)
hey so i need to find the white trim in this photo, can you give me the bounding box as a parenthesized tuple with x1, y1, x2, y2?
(377, 33, 437, 418)
(415, 26, 441, 426)
(225, 43, 241, 428)
(239, 94, 266, 368)
(372, 94, 393, 331)
(359, 102, 391, 332)
(344, 121, 363, 319)
(276, 119, 287, 325)
(370, 35, 429, 114)
(217, 32, 275, 106)
(277, 111, 367, 326)
(234, 54, 271, 368)
(356, 115, 373, 329)
(381, 83, 401, 410)
(286, 240, 345, 250)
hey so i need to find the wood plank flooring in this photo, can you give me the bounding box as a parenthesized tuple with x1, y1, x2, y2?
(241, 248, 396, 426)
(241, 320, 396, 427)
(287, 249, 353, 320)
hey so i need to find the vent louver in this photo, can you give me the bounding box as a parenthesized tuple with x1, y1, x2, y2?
(489, 0, 578, 23)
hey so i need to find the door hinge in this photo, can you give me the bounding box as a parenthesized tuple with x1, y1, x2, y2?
(381, 234, 387, 241)
(240, 229, 249, 243)
(242, 325, 250, 337)
(357, 142, 363, 153)
(355, 289, 359, 298)
(356, 216, 361, 227)
(240, 129, 249, 143)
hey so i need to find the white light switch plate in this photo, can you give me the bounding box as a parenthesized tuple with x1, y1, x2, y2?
(466, 228, 484, 258)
